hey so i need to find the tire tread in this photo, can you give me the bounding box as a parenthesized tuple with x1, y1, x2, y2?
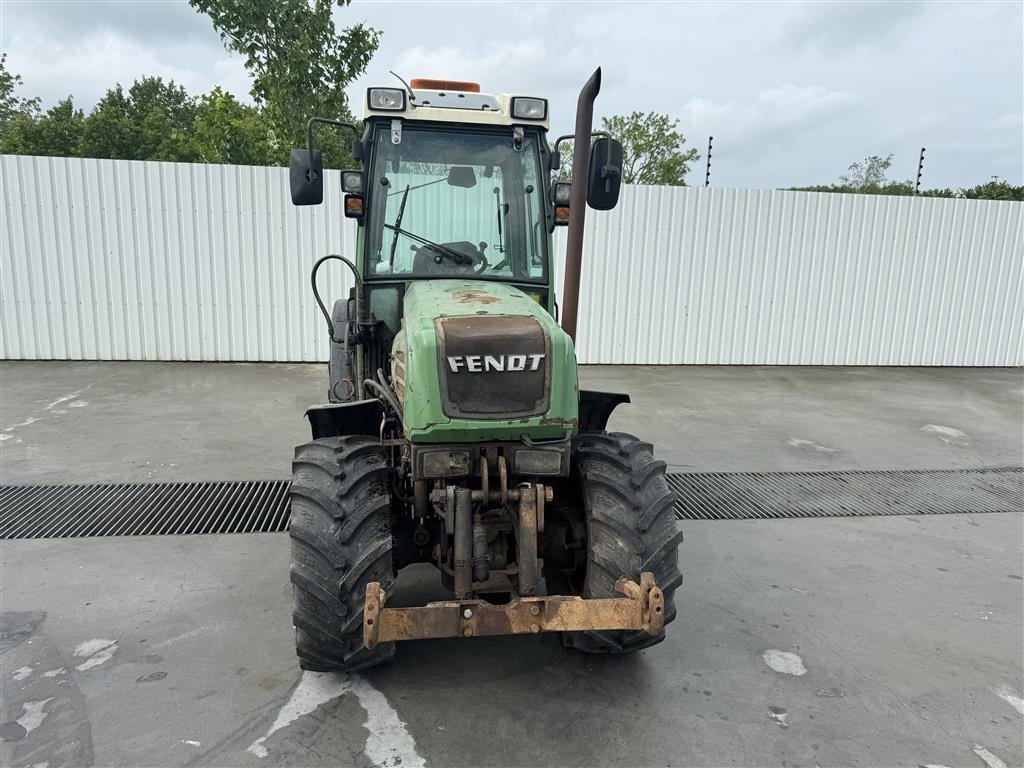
(562, 431, 682, 654)
(288, 435, 395, 672)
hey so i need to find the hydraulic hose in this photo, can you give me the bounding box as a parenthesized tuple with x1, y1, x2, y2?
(363, 378, 403, 430)
(310, 254, 362, 343)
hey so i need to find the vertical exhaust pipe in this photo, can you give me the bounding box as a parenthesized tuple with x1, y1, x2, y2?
(561, 67, 601, 345)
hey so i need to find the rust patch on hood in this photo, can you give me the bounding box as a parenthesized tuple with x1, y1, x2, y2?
(539, 416, 579, 427)
(452, 289, 500, 304)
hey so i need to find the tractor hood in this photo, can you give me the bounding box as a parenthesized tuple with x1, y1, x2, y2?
(391, 280, 579, 443)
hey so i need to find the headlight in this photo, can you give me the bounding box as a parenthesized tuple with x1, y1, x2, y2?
(341, 170, 363, 194)
(368, 88, 406, 111)
(551, 181, 571, 205)
(511, 97, 547, 120)
(513, 448, 564, 475)
(419, 449, 471, 478)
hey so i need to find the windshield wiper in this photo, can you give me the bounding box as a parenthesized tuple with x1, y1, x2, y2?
(382, 223, 474, 266)
(388, 184, 411, 268)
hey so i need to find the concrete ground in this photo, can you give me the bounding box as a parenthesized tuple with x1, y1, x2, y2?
(1, 361, 1023, 768)
(1, 362, 1021, 484)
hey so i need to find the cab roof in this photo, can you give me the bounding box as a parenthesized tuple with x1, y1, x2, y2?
(363, 85, 550, 130)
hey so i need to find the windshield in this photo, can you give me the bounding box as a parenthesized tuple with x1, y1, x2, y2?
(365, 126, 547, 282)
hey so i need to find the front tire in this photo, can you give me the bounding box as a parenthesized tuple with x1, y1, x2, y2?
(289, 435, 395, 672)
(546, 431, 683, 654)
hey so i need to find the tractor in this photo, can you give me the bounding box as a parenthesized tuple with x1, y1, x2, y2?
(287, 68, 682, 671)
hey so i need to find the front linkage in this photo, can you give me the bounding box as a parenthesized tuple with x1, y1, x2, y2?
(363, 470, 666, 648)
(365, 573, 664, 649)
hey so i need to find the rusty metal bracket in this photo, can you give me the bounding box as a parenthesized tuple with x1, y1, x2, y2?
(517, 486, 539, 596)
(497, 455, 508, 505)
(363, 571, 665, 650)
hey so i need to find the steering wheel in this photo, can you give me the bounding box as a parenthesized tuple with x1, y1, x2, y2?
(412, 240, 489, 275)
(472, 242, 489, 274)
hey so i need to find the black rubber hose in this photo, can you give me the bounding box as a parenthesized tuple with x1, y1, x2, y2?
(311, 254, 360, 342)
(363, 379, 403, 429)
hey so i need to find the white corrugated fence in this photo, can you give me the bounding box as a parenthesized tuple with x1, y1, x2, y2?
(562, 185, 1023, 365)
(2, 154, 1022, 365)
(2, 155, 354, 362)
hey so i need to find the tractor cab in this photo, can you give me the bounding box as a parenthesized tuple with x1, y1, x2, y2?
(291, 78, 562, 320)
(290, 78, 620, 326)
(361, 81, 551, 290)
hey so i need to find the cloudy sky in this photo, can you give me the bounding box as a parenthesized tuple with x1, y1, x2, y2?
(1, 0, 1021, 189)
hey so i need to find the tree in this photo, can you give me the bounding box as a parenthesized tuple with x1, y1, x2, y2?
(123, 77, 197, 160)
(0, 53, 40, 129)
(189, 0, 380, 167)
(789, 152, 912, 195)
(75, 85, 131, 159)
(961, 177, 1023, 201)
(554, 140, 573, 182)
(788, 161, 1023, 200)
(556, 111, 699, 186)
(0, 63, 283, 167)
(602, 111, 699, 185)
(1, 97, 85, 157)
(78, 78, 198, 161)
(188, 87, 276, 165)
(27, 99, 84, 156)
(839, 153, 896, 188)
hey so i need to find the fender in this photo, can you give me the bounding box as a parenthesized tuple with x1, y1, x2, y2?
(306, 399, 385, 439)
(578, 390, 630, 433)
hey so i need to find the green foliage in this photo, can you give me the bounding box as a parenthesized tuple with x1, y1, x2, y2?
(0, 51, 286, 167)
(960, 178, 1024, 201)
(839, 153, 894, 188)
(0, 53, 40, 128)
(556, 111, 699, 186)
(125, 77, 197, 160)
(789, 154, 1023, 201)
(77, 78, 199, 161)
(1, 0, 379, 169)
(794, 153, 917, 195)
(553, 141, 572, 182)
(188, 88, 277, 165)
(188, 0, 380, 167)
(789, 181, 1022, 200)
(602, 111, 700, 185)
(1, 98, 84, 156)
(76, 86, 132, 159)
(789, 181, 916, 196)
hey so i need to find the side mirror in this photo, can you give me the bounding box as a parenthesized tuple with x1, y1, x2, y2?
(586, 137, 623, 211)
(289, 148, 323, 206)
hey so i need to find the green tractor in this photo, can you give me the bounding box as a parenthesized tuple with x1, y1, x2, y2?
(287, 69, 681, 671)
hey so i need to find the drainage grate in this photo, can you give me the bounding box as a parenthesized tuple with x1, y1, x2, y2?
(1, 468, 1021, 539)
(667, 467, 1023, 520)
(0, 481, 290, 539)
